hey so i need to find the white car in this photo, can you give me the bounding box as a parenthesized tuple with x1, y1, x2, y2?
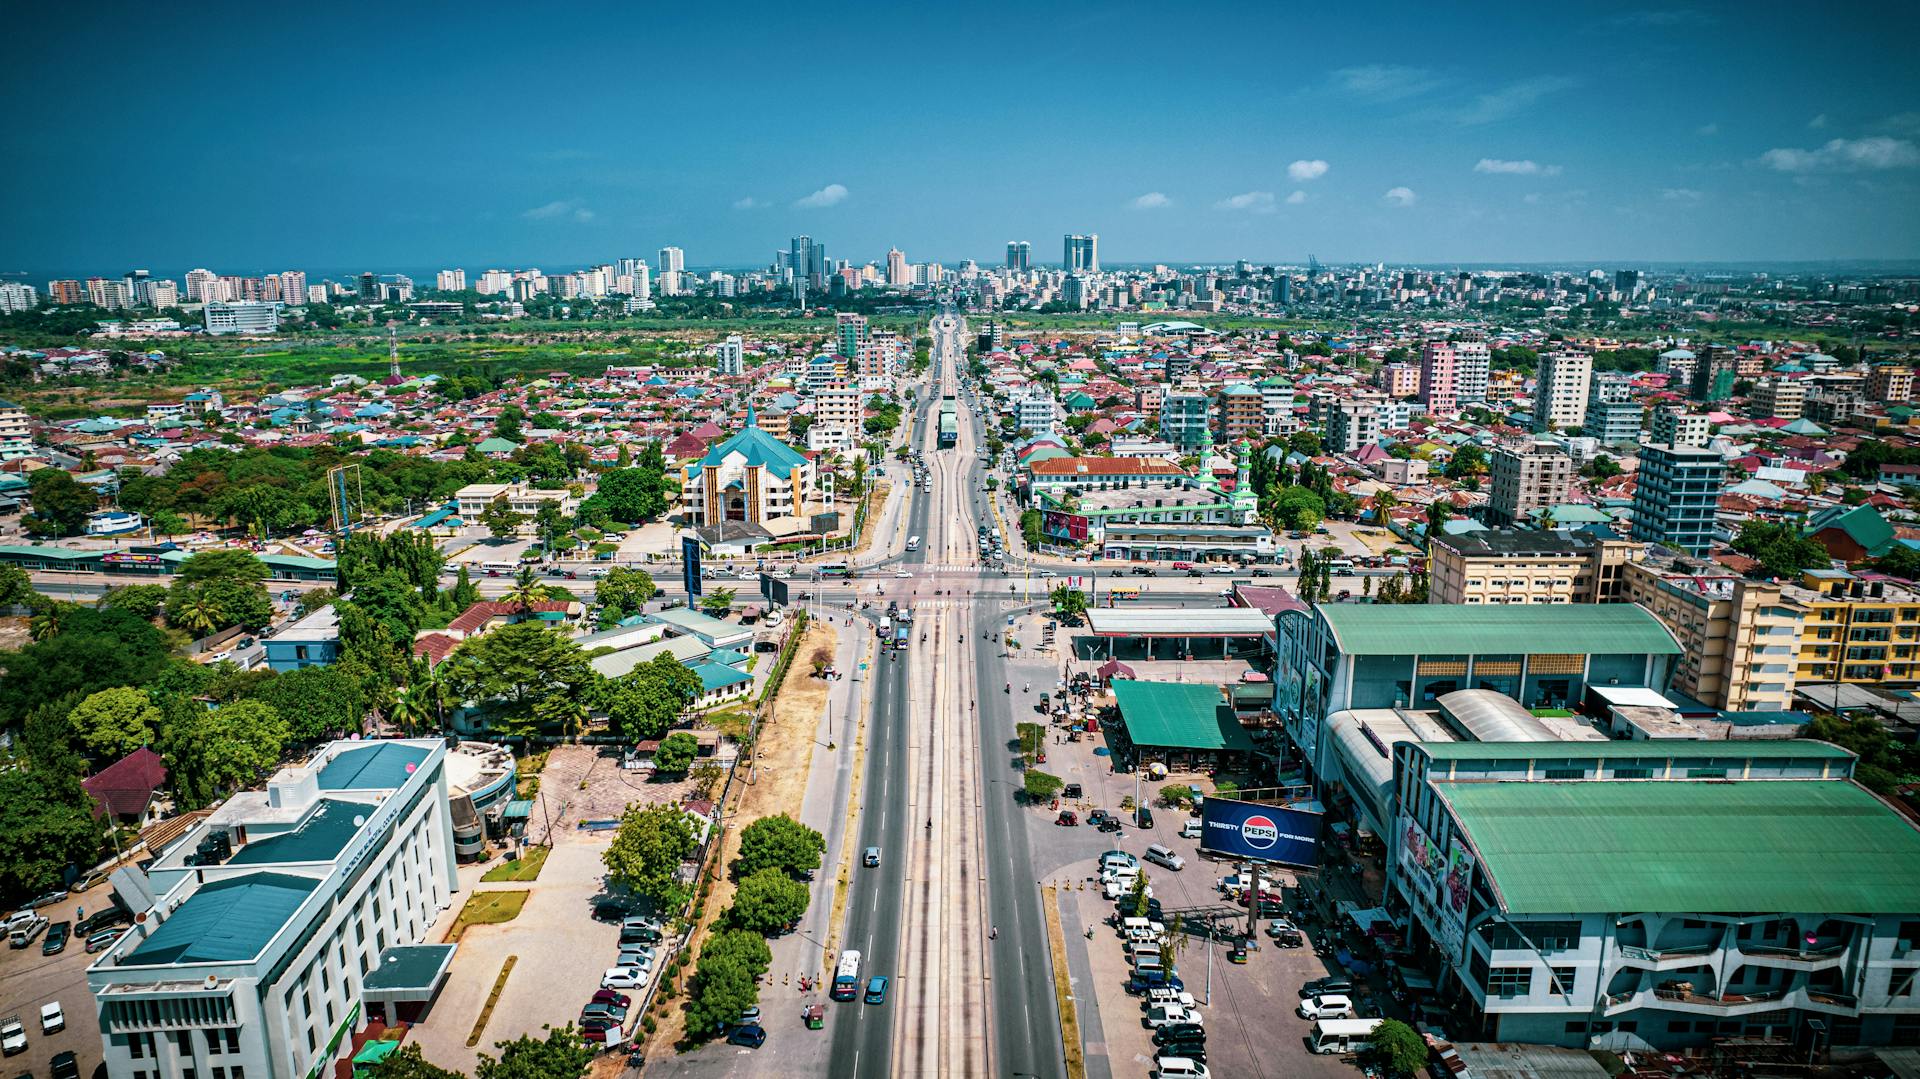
(1143, 988, 1196, 1009)
(0, 1016, 23, 1055)
(895, 570, 912, 578)
(39, 1002, 63, 1034)
(1104, 878, 1152, 900)
(1297, 994, 1355, 1020)
(1146, 1003, 1201, 1028)
(602, 966, 650, 989)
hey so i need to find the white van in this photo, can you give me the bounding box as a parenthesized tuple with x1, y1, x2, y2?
(1155, 1057, 1210, 1079)
(906, 536, 921, 551)
(1144, 844, 1186, 872)
(1127, 941, 1163, 965)
(1311, 1018, 1383, 1054)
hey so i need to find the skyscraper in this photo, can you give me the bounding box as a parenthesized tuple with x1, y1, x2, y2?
(1006, 241, 1031, 271)
(1452, 332, 1490, 404)
(184, 268, 220, 303)
(436, 269, 466, 292)
(886, 248, 910, 288)
(657, 246, 685, 274)
(1631, 443, 1725, 556)
(1063, 234, 1099, 273)
(716, 334, 745, 375)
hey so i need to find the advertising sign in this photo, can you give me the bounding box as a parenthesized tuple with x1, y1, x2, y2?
(1199, 797, 1323, 867)
(1396, 814, 1445, 908)
(1041, 510, 1090, 542)
(760, 573, 790, 607)
(1436, 838, 1475, 961)
(681, 534, 703, 598)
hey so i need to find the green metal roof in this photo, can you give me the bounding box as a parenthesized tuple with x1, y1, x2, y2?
(1110, 680, 1257, 752)
(318, 743, 430, 791)
(227, 798, 366, 865)
(1318, 603, 1681, 657)
(0, 544, 98, 561)
(694, 423, 807, 474)
(1437, 780, 1920, 914)
(1417, 738, 1851, 761)
(692, 661, 753, 692)
(361, 944, 458, 993)
(259, 553, 337, 570)
(124, 872, 318, 965)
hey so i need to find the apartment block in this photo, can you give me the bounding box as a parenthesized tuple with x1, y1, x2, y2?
(1452, 333, 1491, 403)
(1649, 405, 1710, 448)
(1532, 349, 1592, 432)
(1486, 441, 1572, 526)
(1327, 398, 1381, 455)
(1215, 384, 1264, 439)
(1749, 378, 1806, 420)
(1868, 365, 1914, 404)
(1159, 392, 1212, 452)
(1788, 569, 1920, 685)
(1630, 443, 1724, 556)
(1429, 528, 1640, 606)
(1378, 361, 1420, 399)
(1623, 558, 1801, 712)
(1419, 341, 1459, 417)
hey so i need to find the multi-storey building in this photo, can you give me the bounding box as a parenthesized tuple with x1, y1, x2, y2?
(1649, 405, 1710, 448)
(1006, 241, 1031, 271)
(87, 278, 132, 310)
(435, 268, 465, 292)
(452, 482, 581, 533)
(1868, 365, 1914, 404)
(885, 249, 910, 288)
(0, 282, 37, 313)
(1453, 332, 1491, 404)
(1586, 374, 1642, 445)
(47, 279, 85, 305)
(1159, 392, 1212, 452)
(680, 412, 815, 526)
(1749, 378, 1806, 420)
(1012, 386, 1059, 438)
(715, 334, 745, 376)
(1327, 398, 1382, 455)
(1063, 233, 1099, 273)
(1377, 362, 1420, 399)
(1215, 383, 1264, 439)
(1690, 344, 1740, 402)
(86, 739, 458, 1079)
(1630, 443, 1724, 556)
(1487, 441, 1572, 526)
(835, 313, 866, 359)
(1788, 569, 1920, 685)
(0, 398, 35, 459)
(806, 384, 864, 452)
(204, 301, 281, 335)
(1623, 557, 1801, 712)
(1532, 349, 1592, 432)
(184, 268, 222, 303)
(149, 280, 180, 309)
(1428, 529, 1639, 606)
(1419, 341, 1459, 417)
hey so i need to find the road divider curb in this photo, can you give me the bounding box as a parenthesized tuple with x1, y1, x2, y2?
(1041, 885, 1086, 1079)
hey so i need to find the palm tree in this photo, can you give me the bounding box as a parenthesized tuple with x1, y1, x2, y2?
(29, 604, 67, 642)
(176, 593, 220, 636)
(506, 566, 544, 614)
(391, 682, 432, 736)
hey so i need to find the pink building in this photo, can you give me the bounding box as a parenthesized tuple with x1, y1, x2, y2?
(1419, 342, 1459, 417)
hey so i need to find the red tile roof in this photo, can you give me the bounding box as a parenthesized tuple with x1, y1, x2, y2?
(83, 747, 168, 819)
(1028, 457, 1188, 478)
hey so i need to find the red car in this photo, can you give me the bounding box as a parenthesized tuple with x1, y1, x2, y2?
(1055, 810, 1078, 826)
(592, 989, 631, 1009)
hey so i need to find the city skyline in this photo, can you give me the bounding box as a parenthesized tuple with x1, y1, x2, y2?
(5, 2, 1919, 269)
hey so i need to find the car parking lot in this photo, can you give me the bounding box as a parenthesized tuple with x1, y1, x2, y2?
(0, 886, 118, 1079)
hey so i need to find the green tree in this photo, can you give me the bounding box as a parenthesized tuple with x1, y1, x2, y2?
(474, 1025, 594, 1079)
(0, 607, 174, 725)
(1875, 545, 1920, 580)
(166, 549, 273, 633)
(594, 566, 659, 624)
(443, 622, 596, 736)
(727, 867, 810, 933)
(699, 586, 736, 617)
(1049, 586, 1088, 621)
(686, 930, 770, 1038)
(161, 698, 291, 807)
(654, 731, 698, 774)
(1269, 485, 1326, 530)
(480, 494, 527, 540)
(1124, 871, 1152, 918)
(583, 466, 669, 523)
(1803, 713, 1913, 795)
(601, 803, 697, 908)
(1020, 508, 1043, 549)
(600, 652, 703, 742)
(69, 686, 162, 759)
(0, 563, 46, 611)
(1581, 454, 1623, 480)
(24, 467, 97, 536)
(733, 813, 825, 879)
(1022, 768, 1065, 801)
(505, 566, 546, 613)
(366, 1044, 463, 1079)
(254, 664, 366, 743)
(0, 768, 106, 901)
(450, 564, 480, 608)
(99, 583, 167, 620)
(1369, 1019, 1431, 1076)
(1732, 519, 1831, 579)
(1445, 444, 1488, 478)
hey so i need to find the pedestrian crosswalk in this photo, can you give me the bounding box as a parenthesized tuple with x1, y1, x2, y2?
(913, 563, 981, 574)
(909, 598, 971, 610)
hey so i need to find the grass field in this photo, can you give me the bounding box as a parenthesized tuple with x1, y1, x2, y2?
(480, 845, 550, 883)
(449, 890, 530, 939)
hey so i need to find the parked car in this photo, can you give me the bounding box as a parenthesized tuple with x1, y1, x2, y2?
(601, 967, 649, 989)
(1301, 975, 1354, 998)
(1297, 994, 1355, 1020)
(1136, 806, 1155, 829)
(1146, 1004, 1201, 1028)
(1061, 783, 1083, 799)
(38, 1003, 64, 1035)
(75, 908, 131, 937)
(85, 928, 126, 954)
(591, 989, 631, 1009)
(0, 1016, 24, 1056)
(1055, 811, 1078, 826)
(1152, 1022, 1205, 1046)
(50, 1051, 80, 1079)
(41, 922, 70, 955)
(726, 1024, 767, 1048)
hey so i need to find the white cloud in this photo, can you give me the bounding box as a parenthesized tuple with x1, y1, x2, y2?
(1661, 187, 1705, 202)
(732, 196, 766, 210)
(1285, 190, 1308, 205)
(1286, 159, 1330, 182)
(1332, 64, 1442, 101)
(1130, 191, 1172, 210)
(1760, 137, 1920, 172)
(1473, 158, 1562, 176)
(1383, 186, 1417, 207)
(1696, 122, 1720, 136)
(1214, 191, 1277, 214)
(523, 198, 593, 223)
(1808, 113, 1829, 129)
(793, 183, 849, 209)
(1450, 76, 1578, 125)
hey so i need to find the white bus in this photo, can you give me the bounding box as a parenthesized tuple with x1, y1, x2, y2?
(1310, 1018, 1382, 1054)
(479, 560, 517, 577)
(830, 949, 862, 1001)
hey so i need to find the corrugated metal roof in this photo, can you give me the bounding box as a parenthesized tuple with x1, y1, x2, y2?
(1416, 738, 1852, 761)
(318, 743, 430, 791)
(1110, 680, 1257, 752)
(1085, 608, 1275, 637)
(1437, 780, 1920, 914)
(1318, 603, 1681, 657)
(124, 872, 317, 965)
(1436, 690, 1555, 742)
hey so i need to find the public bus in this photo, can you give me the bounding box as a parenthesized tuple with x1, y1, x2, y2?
(1106, 584, 1142, 602)
(831, 950, 863, 1001)
(819, 563, 853, 579)
(479, 560, 517, 577)
(1310, 1018, 1382, 1054)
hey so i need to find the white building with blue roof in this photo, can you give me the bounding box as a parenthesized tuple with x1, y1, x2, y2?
(87, 739, 458, 1079)
(679, 408, 815, 527)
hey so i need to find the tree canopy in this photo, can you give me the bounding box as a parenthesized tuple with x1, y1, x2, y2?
(1732, 519, 1831, 579)
(69, 686, 162, 759)
(444, 622, 596, 738)
(602, 802, 697, 908)
(727, 867, 810, 934)
(733, 813, 825, 879)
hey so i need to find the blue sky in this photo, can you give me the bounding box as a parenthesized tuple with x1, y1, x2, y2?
(4, 1, 1918, 272)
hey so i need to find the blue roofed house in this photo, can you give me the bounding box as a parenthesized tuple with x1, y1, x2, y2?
(679, 409, 815, 527)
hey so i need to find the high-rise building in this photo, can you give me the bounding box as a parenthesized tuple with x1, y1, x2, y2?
(1624, 556, 1799, 713)
(885, 248, 910, 288)
(1868, 365, 1914, 404)
(276, 271, 307, 308)
(657, 246, 685, 274)
(1063, 233, 1099, 273)
(0, 282, 37, 313)
(1586, 374, 1643, 445)
(1006, 241, 1031, 271)
(436, 268, 466, 292)
(1631, 443, 1724, 556)
(477, 269, 514, 295)
(1532, 349, 1592, 432)
(835, 313, 867, 359)
(1327, 396, 1385, 455)
(1614, 268, 1641, 297)
(716, 334, 745, 376)
(1689, 344, 1740, 402)
(184, 268, 221, 303)
(86, 278, 132, 310)
(1062, 274, 1091, 310)
(1649, 405, 1710, 448)
(46, 279, 85, 305)
(1488, 440, 1572, 526)
(1453, 333, 1490, 403)
(1418, 341, 1459, 417)
(1159, 392, 1212, 451)
(148, 279, 179, 308)
(1749, 378, 1807, 420)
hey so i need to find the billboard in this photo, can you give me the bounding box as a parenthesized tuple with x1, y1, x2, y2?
(681, 534, 703, 598)
(1198, 797, 1323, 867)
(1436, 838, 1475, 962)
(759, 573, 790, 607)
(1042, 510, 1090, 542)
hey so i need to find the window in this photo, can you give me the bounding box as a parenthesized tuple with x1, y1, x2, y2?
(1611, 767, 1652, 779)
(130, 1033, 153, 1060)
(1687, 768, 1727, 779)
(1564, 1021, 1589, 1035)
(1487, 967, 1532, 997)
(1543, 767, 1584, 780)
(1550, 966, 1576, 993)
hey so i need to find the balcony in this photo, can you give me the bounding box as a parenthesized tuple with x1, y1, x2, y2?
(1739, 940, 1849, 971)
(1603, 983, 1788, 1016)
(1617, 942, 1717, 969)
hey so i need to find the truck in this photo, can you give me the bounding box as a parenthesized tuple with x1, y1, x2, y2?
(894, 622, 910, 649)
(879, 614, 893, 636)
(1, 1014, 25, 1056)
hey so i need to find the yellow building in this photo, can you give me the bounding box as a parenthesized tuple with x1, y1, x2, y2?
(1622, 559, 1801, 712)
(1788, 568, 1920, 684)
(1429, 528, 1639, 605)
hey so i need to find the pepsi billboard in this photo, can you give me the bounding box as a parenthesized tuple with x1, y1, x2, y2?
(1199, 797, 1323, 867)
